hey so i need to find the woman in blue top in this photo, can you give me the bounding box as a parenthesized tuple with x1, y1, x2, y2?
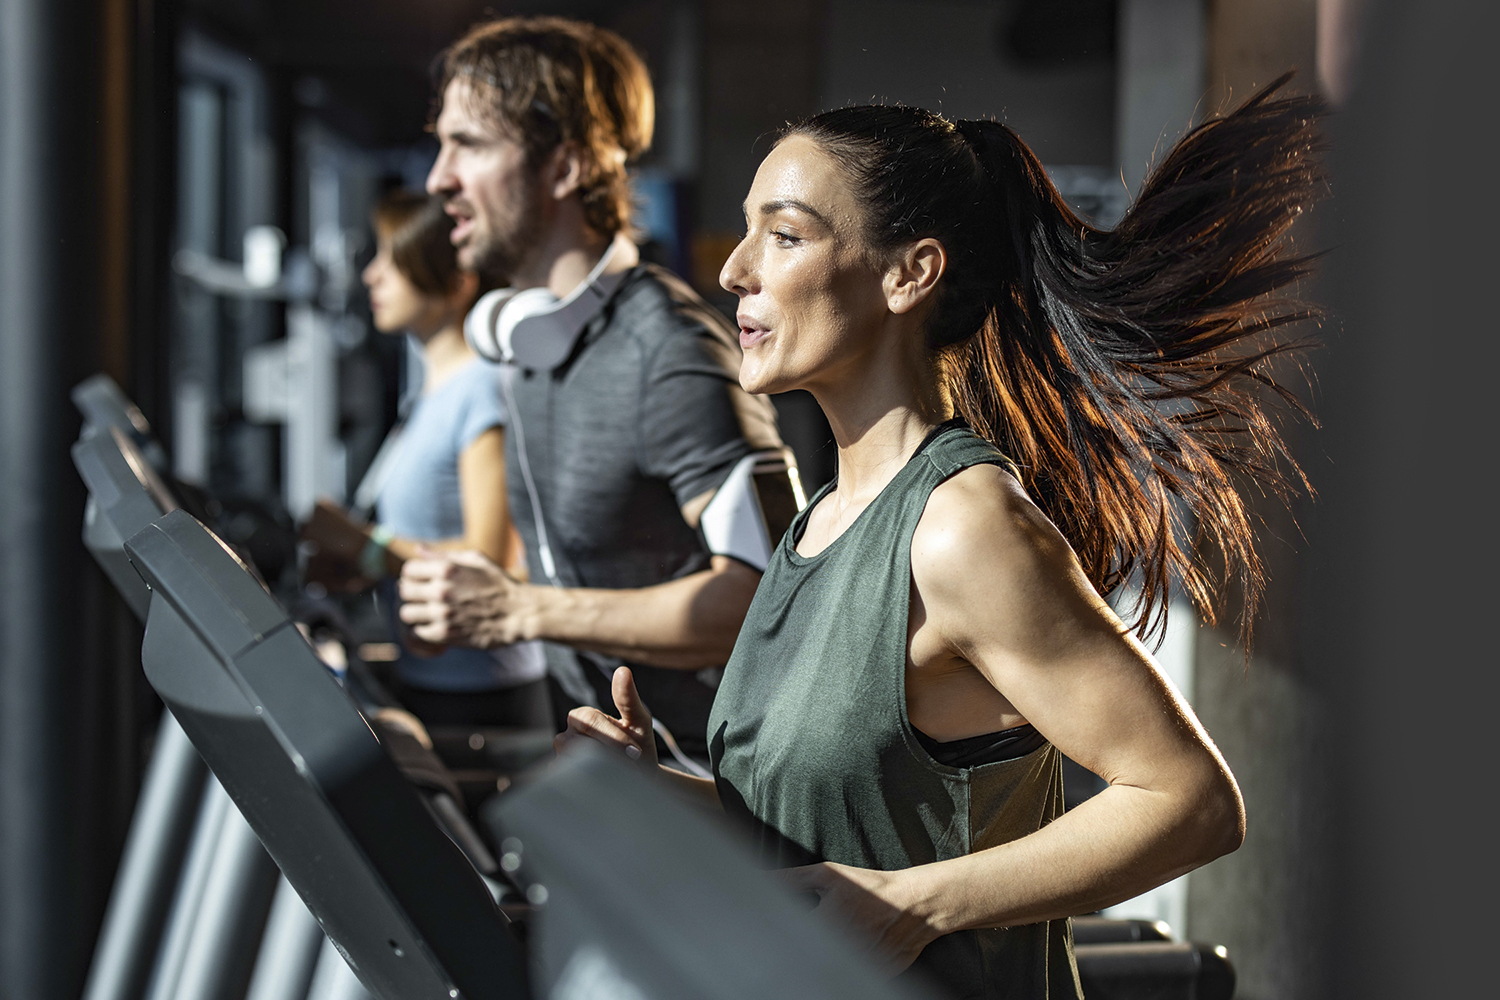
(303, 189, 547, 729)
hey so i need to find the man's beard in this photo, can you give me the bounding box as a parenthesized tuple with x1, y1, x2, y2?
(464, 188, 545, 287)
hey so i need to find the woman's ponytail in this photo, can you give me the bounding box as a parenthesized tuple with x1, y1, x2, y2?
(786, 75, 1326, 648)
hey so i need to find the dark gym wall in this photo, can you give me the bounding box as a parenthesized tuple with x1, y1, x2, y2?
(820, 0, 1117, 165)
(1, 0, 150, 997)
(1314, 1, 1492, 996)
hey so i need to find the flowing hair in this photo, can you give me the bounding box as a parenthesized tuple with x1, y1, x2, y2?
(784, 74, 1326, 648)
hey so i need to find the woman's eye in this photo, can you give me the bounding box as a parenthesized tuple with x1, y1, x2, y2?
(772, 231, 801, 247)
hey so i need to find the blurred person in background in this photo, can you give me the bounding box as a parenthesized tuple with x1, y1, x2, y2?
(559, 80, 1325, 998)
(302, 189, 549, 730)
(398, 17, 795, 768)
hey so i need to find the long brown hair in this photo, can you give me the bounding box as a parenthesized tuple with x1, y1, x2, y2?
(785, 76, 1326, 648)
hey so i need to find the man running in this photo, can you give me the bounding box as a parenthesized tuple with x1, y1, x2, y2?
(399, 16, 796, 765)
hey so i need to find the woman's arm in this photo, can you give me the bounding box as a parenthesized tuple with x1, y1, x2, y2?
(302, 427, 515, 585)
(786, 464, 1243, 968)
(381, 425, 512, 566)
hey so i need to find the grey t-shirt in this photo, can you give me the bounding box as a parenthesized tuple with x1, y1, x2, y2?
(504, 264, 785, 755)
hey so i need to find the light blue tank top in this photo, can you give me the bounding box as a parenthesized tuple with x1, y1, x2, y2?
(377, 354, 545, 692)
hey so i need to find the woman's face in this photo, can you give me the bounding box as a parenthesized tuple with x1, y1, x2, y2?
(362, 235, 449, 336)
(719, 136, 892, 396)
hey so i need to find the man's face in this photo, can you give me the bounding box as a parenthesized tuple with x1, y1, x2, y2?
(427, 79, 546, 284)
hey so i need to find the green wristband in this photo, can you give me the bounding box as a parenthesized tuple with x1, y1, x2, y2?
(359, 525, 395, 579)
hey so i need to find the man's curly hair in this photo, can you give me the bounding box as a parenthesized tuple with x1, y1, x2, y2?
(436, 16, 654, 237)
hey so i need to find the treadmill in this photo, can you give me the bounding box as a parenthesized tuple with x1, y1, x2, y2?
(72, 373, 169, 473)
(127, 506, 525, 999)
(73, 409, 232, 1000)
(77, 424, 528, 1000)
(75, 425, 927, 1000)
(75, 380, 315, 1000)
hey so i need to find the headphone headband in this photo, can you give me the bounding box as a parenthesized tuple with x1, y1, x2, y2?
(464, 239, 631, 370)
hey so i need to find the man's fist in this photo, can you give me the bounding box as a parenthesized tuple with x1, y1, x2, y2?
(398, 549, 532, 649)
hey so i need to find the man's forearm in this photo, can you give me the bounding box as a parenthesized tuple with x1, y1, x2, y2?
(519, 557, 759, 669)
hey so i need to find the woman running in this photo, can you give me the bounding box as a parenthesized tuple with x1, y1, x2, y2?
(559, 78, 1323, 999)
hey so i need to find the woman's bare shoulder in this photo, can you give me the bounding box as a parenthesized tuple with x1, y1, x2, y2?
(913, 465, 1069, 571)
(911, 463, 1098, 631)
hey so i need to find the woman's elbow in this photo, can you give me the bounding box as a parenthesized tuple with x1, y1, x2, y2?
(1192, 764, 1247, 864)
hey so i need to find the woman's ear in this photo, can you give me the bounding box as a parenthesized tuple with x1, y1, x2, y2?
(884, 238, 946, 316)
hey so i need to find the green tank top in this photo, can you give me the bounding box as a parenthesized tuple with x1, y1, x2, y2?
(707, 423, 1082, 1000)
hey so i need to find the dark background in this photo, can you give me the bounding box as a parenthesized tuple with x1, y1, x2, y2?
(1, 1, 1492, 997)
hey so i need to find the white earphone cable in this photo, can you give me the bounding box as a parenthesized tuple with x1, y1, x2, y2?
(499, 367, 559, 585)
(500, 362, 709, 778)
(653, 718, 712, 778)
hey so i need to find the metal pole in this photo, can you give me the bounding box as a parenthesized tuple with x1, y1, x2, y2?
(82, 714, 208, 1000)
(166, 804, 279, 1000)
(142, 780, 231, 1000)
(245, 878, 325, 1000)
(0, 0, 109, 995)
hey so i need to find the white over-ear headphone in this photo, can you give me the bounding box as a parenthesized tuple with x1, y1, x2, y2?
(465, 237, 630, 370)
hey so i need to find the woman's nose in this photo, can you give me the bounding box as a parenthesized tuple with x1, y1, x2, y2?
(719, 239, 752, 295)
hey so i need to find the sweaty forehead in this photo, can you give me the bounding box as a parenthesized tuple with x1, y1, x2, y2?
(751, 137, 861, 232)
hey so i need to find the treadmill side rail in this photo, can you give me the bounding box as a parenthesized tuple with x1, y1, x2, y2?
(127, 510, 526, 1000)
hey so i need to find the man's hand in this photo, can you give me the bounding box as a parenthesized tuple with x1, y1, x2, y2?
(777, 862, 940, 976)
(554, 667, 659, 768)
(397, 550, 533, 649)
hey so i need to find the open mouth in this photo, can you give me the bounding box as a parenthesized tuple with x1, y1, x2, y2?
(738, 315, 770, 349)
(444, 202, 474, 244)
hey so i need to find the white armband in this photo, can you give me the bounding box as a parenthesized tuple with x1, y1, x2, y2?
(699, 451, 806, 572)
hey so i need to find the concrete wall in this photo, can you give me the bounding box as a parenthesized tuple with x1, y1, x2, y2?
(1117, 0, 1207, 194)
(691, 0, 1122, 289)
(695, 0, 827, 275)
(1182, 4, 1330, 998)
(1189, 634, 1333, 1000)
(1207, 0, 1319, 110)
